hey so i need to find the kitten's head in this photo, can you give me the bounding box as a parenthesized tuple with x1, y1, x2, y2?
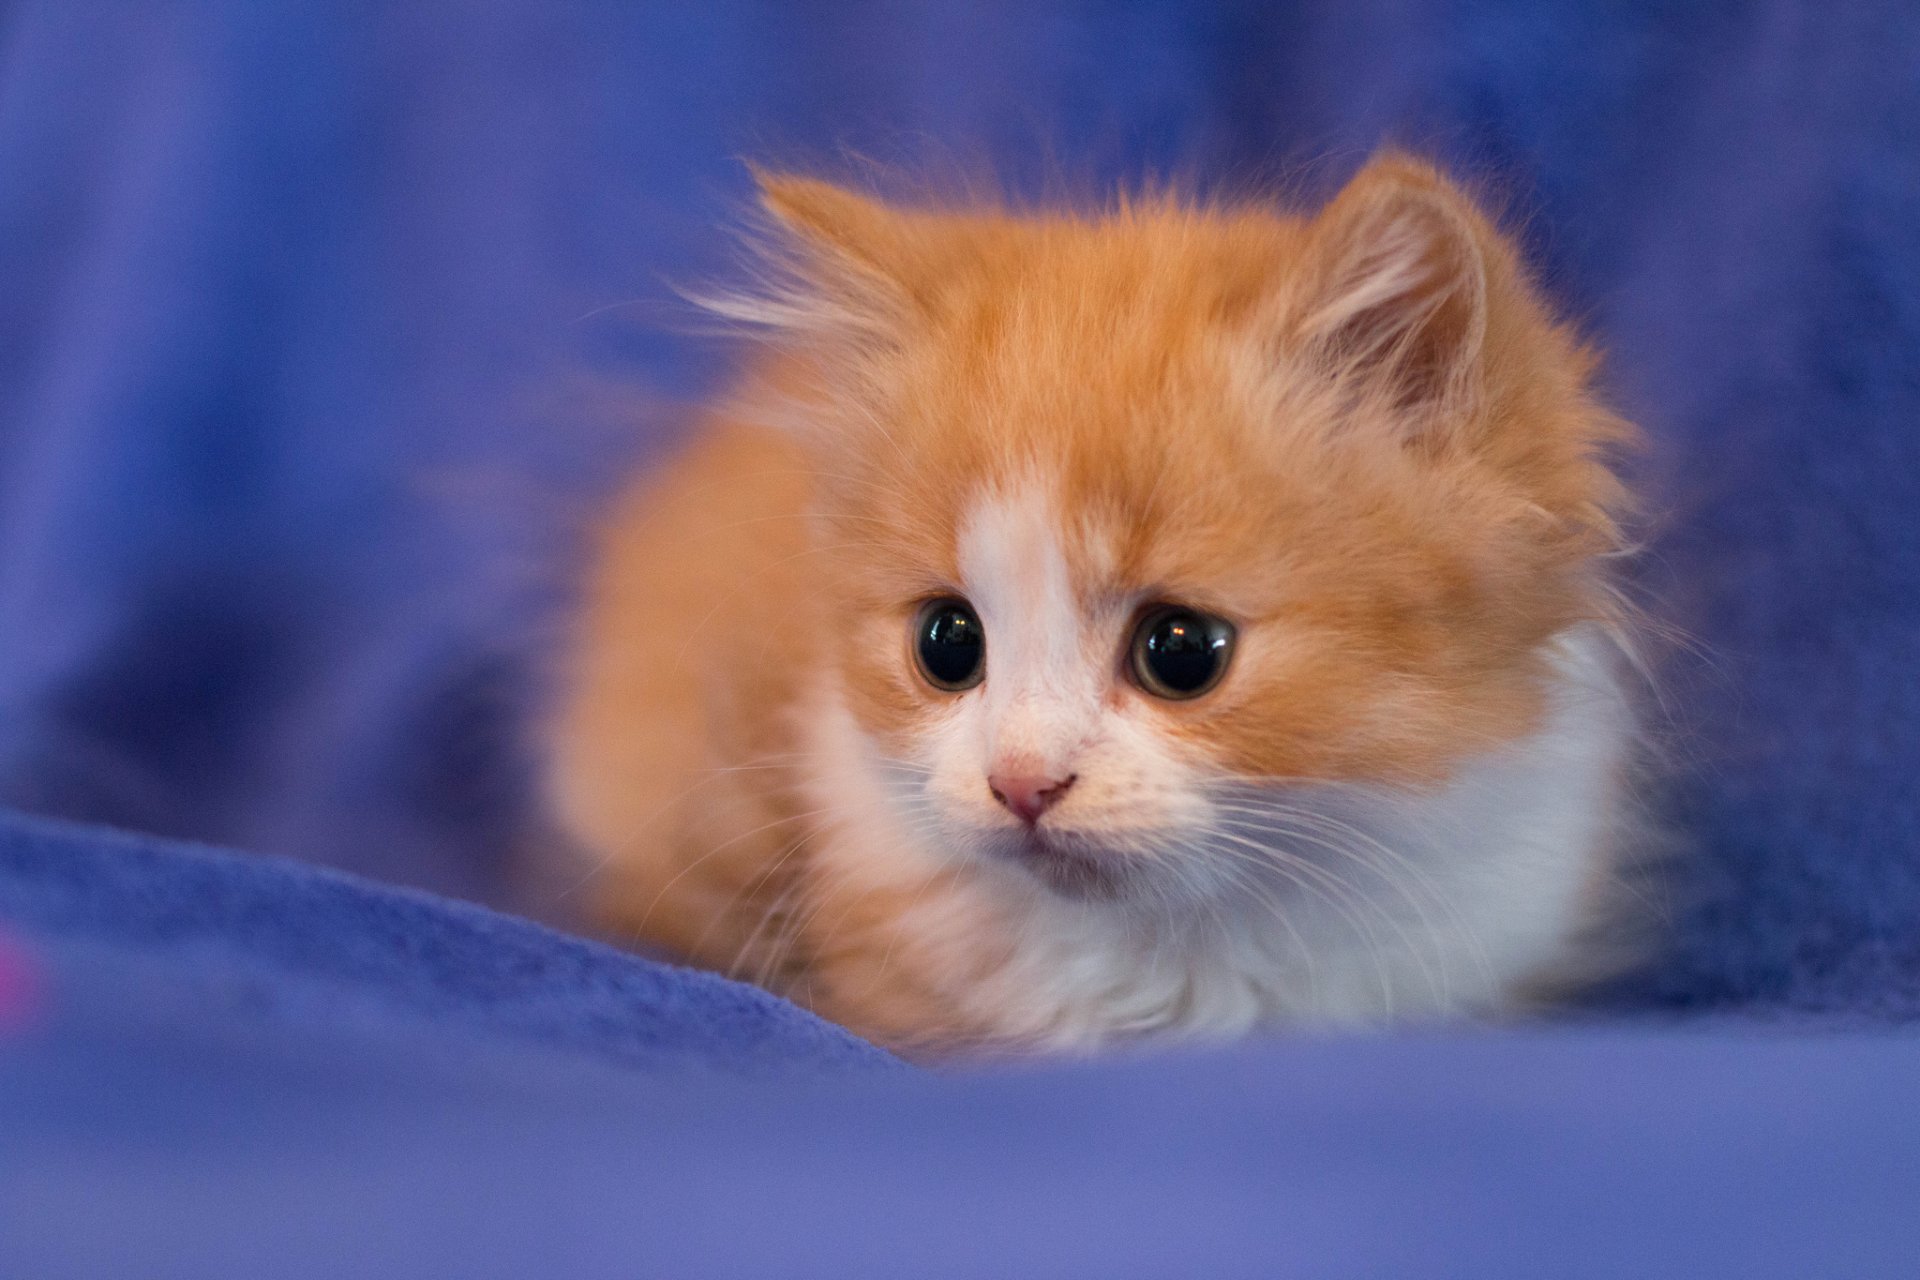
(725, 155, 1632, 901)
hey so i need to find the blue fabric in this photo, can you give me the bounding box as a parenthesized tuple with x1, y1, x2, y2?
(6, 989, 1918, 1276)
(4, 813, 1915, 1276)
(1, 0, 1918, 1273)
(0, 808, 891, 1075)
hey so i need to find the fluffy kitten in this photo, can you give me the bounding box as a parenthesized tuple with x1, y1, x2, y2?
(546, 153, 1651, 1056)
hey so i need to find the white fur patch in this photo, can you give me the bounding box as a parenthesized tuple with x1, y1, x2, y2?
(955, 481, 1096, 780)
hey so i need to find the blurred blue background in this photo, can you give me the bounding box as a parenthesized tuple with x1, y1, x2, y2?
(1, 0, 1917, 1021)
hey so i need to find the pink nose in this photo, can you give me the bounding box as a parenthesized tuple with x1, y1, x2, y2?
(988, 773, 1076, 825)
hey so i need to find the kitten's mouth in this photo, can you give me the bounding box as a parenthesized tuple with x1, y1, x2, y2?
(986, 828, 1128, 901)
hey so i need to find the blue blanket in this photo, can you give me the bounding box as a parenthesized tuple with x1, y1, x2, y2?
(4, 809, 1917, 1276)
(2, 0, 1918, 1272)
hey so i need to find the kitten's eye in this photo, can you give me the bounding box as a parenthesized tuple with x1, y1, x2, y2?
(914, 598, 985, 691)
(1131, 606, 1234, 700)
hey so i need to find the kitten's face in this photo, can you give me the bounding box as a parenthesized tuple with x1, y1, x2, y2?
(747, 159, 1627, 902)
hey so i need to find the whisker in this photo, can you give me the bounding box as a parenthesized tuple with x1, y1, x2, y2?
(626, 800, 845, 946)
(1208, 790, 1499, 996)
(1209, 810, 1458, 1006)
(1192, 826, 1398, 1010)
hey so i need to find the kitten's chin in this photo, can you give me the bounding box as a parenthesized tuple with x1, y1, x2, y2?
(976, 828, 1135, 902)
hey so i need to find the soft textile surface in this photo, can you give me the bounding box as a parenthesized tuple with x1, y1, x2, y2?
(1, 0, 1918, 1272)
(0, 809, 889, 1076)
(0, 818, 1914, 1278)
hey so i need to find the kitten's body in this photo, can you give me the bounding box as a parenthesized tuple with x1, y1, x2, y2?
(548, 156, 1652, 1056)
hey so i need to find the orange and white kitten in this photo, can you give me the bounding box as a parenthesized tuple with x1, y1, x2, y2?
(547, 153, 1649, 1057)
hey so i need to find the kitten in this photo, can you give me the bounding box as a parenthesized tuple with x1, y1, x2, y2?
(546, 153, 1652, 1057)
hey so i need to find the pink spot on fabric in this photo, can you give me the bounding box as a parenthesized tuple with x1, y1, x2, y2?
(0, 931, 43, 1035)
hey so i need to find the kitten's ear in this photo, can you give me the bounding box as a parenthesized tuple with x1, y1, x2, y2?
(748, 171, 949, 328)
(1293, 155, 1491, 433)
(756, 174, 913, 279)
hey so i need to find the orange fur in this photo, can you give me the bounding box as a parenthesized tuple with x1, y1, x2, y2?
(546, 154, 1643, 1055)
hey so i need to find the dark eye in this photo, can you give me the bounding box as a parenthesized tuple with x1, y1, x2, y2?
(1131, 606, 1234, 700)
(914, 598, 985, 691)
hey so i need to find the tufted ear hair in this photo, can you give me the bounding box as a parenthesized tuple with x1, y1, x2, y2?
(1292, 154, 1492, 433)
(756, 174, 918, 281)
(714, 169, 972, 343)
(686, 170, 980, 452)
